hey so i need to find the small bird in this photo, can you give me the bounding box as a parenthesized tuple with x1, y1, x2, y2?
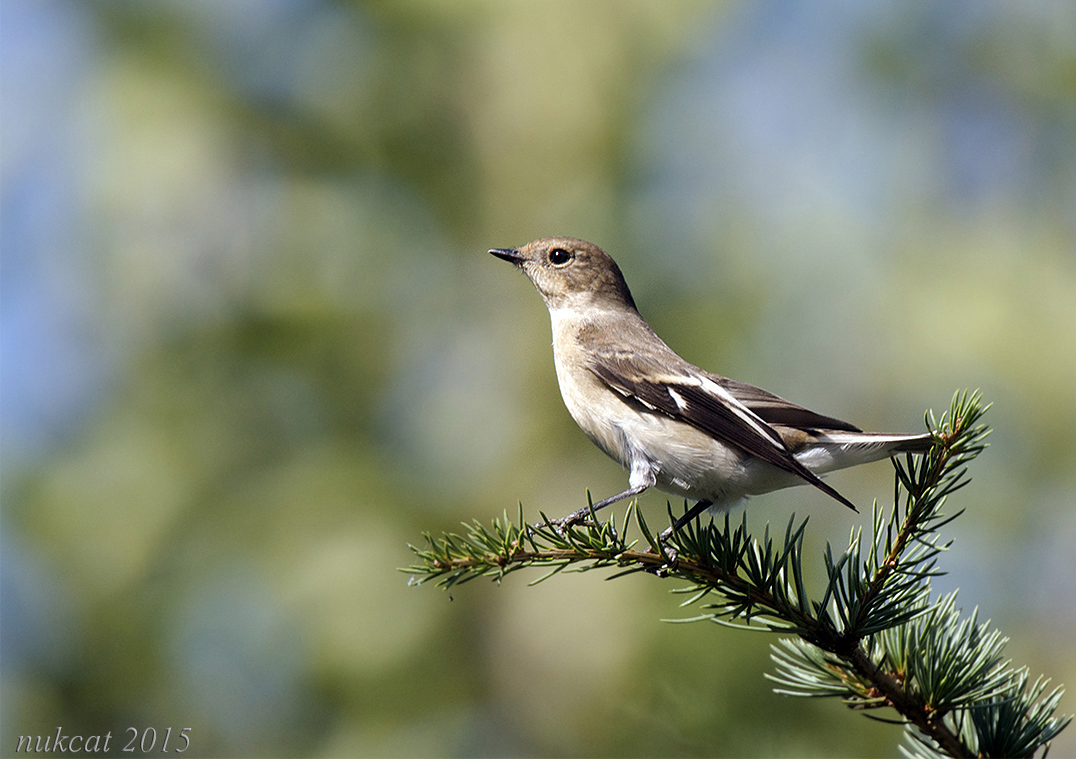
(490, 236, 933, 539)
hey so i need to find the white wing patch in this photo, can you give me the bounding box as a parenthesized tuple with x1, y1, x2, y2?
(667, 387, 688, 411)
(697, 375, 787, 450)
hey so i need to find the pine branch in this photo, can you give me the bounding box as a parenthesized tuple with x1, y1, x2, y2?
(405, 391, 1071, 757)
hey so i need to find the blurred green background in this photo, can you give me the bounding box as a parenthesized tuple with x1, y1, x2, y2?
(3, 1, 1075, 756)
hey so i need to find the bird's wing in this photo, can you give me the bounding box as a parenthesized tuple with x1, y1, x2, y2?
(715, 376, 862, 432)
(586, 352, 858, 511)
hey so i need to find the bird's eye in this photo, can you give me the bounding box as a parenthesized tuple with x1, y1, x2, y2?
(548, 248, 573, 266)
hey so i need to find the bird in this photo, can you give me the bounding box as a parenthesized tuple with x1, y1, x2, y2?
(489, 236, 933, 541)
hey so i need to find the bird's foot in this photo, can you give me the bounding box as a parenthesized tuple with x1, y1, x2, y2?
(534, 507, 599, 537)
(649, 524, 680, 572)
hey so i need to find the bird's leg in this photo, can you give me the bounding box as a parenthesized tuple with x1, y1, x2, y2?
(550, 483, 650, 531)
(543, 460, 656, 533)
(655, 499, 713, 566)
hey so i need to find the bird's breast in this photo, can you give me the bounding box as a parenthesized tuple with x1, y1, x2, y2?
(548, 310, 771, 506)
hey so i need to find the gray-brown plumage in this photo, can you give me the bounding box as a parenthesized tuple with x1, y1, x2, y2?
(490, 236, 933, 527)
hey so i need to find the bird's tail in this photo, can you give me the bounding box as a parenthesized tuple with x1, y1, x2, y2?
(797, 430, 935, 476)
(818, 430, 933, 451)
(887, 432, 935, 454)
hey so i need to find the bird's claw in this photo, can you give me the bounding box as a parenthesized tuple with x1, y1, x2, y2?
(533, 512, 599, 537)
(652, 525, 680, 571)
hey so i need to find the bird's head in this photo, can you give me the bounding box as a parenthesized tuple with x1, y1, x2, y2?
(489, 236, 637, 313)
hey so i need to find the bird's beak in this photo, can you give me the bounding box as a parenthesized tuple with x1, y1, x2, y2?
(489, 247, 524, 266)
